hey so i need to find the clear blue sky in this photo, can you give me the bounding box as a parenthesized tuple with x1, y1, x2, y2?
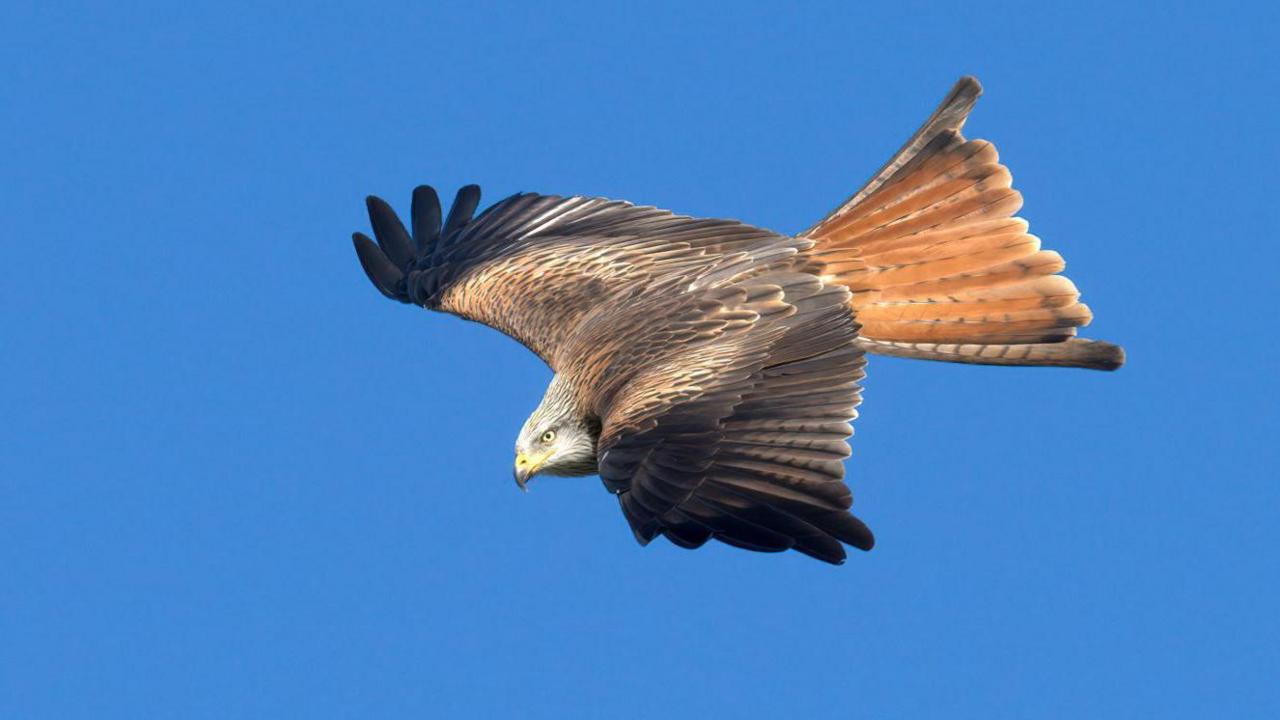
(2, 2, 1276, 718)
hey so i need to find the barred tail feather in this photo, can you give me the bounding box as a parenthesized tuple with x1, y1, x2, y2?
(855, 337, 1125, 371)
(804, 77, 1124, 371)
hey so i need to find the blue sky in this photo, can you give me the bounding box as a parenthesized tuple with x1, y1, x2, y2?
(2, 2, 1277, 718)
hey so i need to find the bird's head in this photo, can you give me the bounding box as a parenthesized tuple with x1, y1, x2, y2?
(513, 379, 600, 489)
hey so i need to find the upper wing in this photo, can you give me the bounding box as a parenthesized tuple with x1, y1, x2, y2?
(353, 186, 791, 367)
(593, 269, 872, 564)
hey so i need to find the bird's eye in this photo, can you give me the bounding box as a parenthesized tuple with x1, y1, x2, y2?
(540, 430, 556, 444)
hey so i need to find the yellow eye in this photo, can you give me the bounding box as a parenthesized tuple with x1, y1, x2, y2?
(540, 430, 556, 444)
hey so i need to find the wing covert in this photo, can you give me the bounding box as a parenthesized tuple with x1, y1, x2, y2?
(354, 186, 793, 367)
(593, 270, 873, 564)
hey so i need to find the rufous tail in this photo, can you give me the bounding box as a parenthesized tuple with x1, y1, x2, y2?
(803, 76, 1124, 370)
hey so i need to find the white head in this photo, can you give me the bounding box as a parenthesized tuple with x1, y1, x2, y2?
(512, 376, 600, 489)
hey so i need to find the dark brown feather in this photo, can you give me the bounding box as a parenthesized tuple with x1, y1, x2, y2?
(591, 266, 872, 564)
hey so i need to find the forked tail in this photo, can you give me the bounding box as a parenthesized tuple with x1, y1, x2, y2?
(803, 77, 1124, 370)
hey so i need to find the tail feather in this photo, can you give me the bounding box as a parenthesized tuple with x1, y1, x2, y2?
(867, 250, 1067, 301)
(803, 76, 1123, 371)
(855, 337, 1125, 371)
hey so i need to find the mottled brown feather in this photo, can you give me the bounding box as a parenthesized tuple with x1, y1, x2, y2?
(590, 269, 871, 564)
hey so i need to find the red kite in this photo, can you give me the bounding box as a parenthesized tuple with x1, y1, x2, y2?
(353, 77, 1123, 564)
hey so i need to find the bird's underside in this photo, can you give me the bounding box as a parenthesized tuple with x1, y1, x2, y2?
(353, 76, 1124, 564)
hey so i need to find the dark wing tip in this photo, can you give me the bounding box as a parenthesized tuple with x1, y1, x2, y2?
(848, 519, 875, 552)
(443, 184, 482, 238)
(352, 232, 406, 300)
(806, 547, 848, 565)
(619, 494, 659, 546)
(411, 185, 442, 254)
(354, 184, 487, 302)
(811, 511, 873, 558)
(365, 195, 415, 269)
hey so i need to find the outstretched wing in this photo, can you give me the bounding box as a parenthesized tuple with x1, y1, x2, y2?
(353, 186, 792, 367)
(593, 268, 872, 564)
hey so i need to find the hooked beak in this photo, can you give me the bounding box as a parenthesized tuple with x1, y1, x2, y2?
(513, 450, 549, 491)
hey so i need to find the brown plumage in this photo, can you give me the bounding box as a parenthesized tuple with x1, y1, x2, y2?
(804, 77, 1123, 369)
(352, 77, 1124, 564)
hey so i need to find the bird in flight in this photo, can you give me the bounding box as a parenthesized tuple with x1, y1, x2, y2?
(352, 77, 1124, 564)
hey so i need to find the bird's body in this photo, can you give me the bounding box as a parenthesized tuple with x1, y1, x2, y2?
(353, 77, 1124, 564)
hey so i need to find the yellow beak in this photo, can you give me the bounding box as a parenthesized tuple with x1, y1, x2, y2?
(513, 449, 552, 491)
